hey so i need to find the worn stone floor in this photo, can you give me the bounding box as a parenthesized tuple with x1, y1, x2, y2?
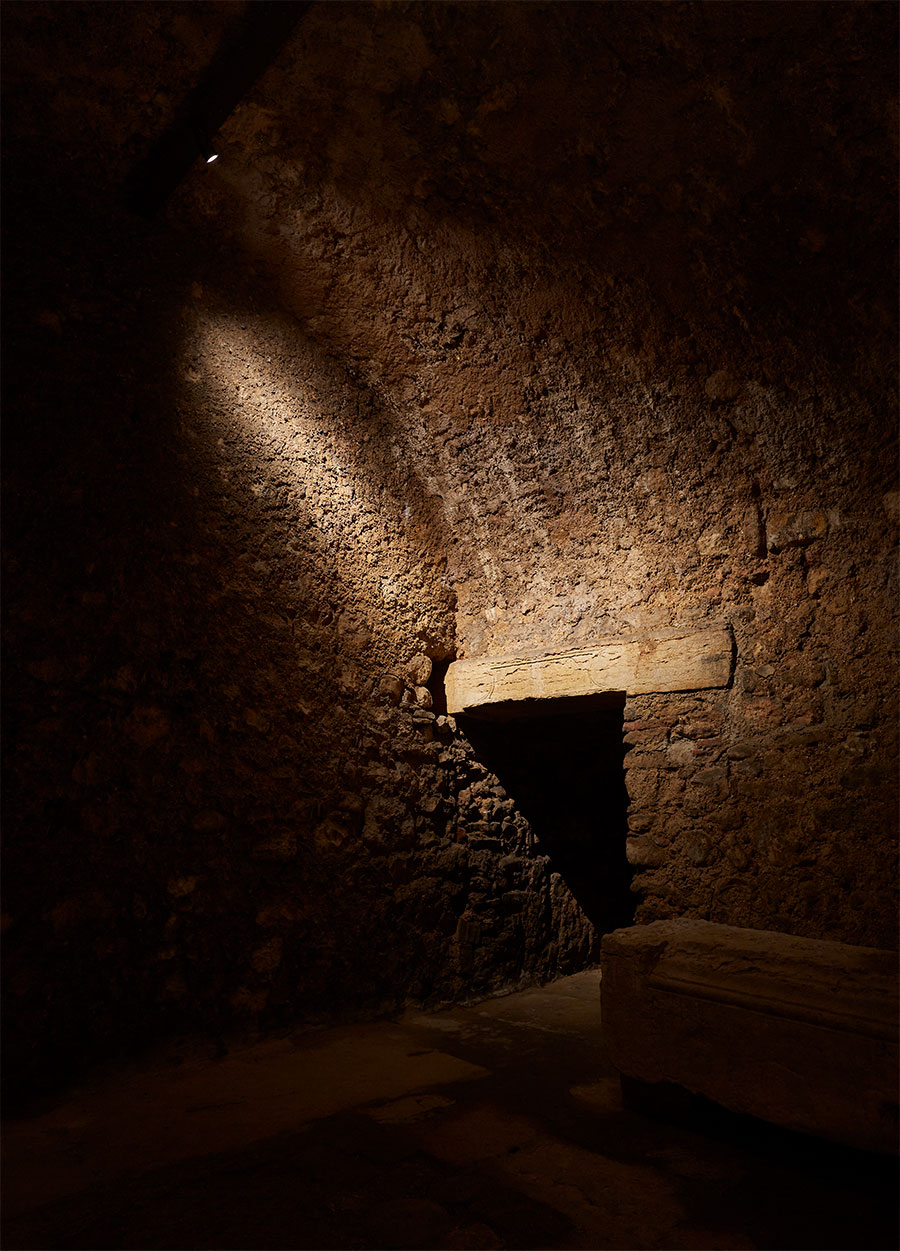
(3, 971, 897, 1250)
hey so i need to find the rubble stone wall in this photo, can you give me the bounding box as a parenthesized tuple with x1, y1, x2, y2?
(3, 1, 896, 1100)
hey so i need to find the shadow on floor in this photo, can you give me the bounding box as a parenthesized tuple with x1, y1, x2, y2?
(3, 1109, 574, 1251)
(3, 972, 898, 1251)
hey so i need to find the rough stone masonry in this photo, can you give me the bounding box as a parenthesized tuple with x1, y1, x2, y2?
(2, 0, 897, 1101)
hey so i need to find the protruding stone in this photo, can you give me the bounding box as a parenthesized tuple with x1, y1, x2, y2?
(378, 675, 404, 705)
(766, 510, 827, 552)
(666, 739, 695, 767)
(704, 370, 742, 401)
(191, 810, 228, 832)
(251, 937, 283, 974)
(124, 705, 170, 748)
(626, 836, 666, 867)
(167, 875, 198, 897)
(405, 653, 433, 686)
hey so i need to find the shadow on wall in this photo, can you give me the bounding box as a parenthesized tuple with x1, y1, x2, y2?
(459, 702, 634, 944)
(0, 237, 458, 1107)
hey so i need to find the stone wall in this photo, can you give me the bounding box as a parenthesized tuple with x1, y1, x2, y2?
(2, 1, 897, 1100)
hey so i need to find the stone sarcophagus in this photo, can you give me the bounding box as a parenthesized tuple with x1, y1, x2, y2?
(601, 920, 899, 1153)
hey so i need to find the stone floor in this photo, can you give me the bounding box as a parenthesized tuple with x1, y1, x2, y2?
(3, 971, 897, 1250)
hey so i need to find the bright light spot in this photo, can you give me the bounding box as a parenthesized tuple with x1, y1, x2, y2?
(206, 153, 219, 164)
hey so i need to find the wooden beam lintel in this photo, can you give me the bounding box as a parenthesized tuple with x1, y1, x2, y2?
(445, 626, 734, 717)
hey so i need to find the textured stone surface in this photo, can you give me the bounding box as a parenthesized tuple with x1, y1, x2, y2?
(5, 972, 898, 1251)
(2, 1, 897, 1099)
(446, 628, 733, 715)
(601, 920, 900, 1153)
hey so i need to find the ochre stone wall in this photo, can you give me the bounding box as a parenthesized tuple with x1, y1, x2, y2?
(3, 1, 897, 1100)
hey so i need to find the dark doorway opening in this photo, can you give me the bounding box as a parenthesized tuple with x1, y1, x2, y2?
(459, 696, 634, 939)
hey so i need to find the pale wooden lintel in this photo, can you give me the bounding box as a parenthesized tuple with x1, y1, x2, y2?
(445, 627, 734, 716)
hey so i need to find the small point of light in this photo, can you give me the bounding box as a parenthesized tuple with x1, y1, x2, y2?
(191, 118, 219, 166)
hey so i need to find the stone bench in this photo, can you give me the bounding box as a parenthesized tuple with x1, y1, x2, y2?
(600, 919, 899, 1153)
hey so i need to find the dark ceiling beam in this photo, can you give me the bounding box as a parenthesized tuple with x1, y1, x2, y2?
(125, 1, 312, 218)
